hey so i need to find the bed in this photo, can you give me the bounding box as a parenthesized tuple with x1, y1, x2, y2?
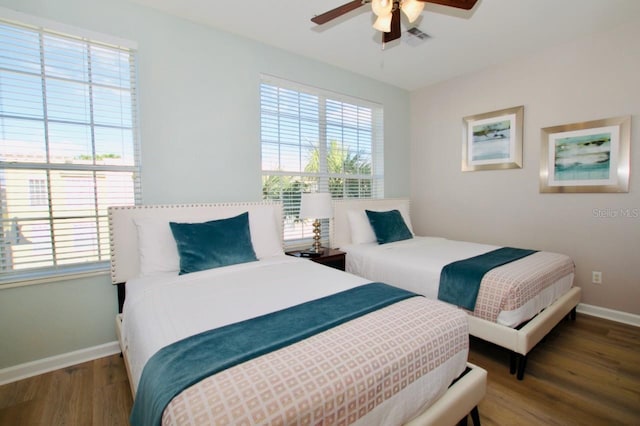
(331, 198, 581, 380)
(108, 201, 487, 426)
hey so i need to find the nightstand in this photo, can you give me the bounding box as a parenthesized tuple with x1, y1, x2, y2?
(285, 248, 346, 271)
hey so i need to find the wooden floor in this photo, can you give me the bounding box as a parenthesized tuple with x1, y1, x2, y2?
(469, 314, 640, 425)
(1, 314, 638, 425)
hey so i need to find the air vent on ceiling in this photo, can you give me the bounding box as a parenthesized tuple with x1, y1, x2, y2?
(404, 27, 431, 46)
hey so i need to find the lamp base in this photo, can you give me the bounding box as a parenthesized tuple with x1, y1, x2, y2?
(311, 219, 323, 255)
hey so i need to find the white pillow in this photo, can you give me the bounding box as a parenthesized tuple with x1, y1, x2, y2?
(134, 218, 180, 277)
(247, 207, 284, 259)
(134, 206, 284, 277)
(347, 210, 377, 244)
(347, 205, 414, 245)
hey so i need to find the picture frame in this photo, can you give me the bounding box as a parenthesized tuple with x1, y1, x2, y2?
(540, 115, 631, 193)
(462, 105, 524, 171)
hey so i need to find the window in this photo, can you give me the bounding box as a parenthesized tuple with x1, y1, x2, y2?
(0, 15, 140, 284)
(28, 178, 47, 206)
(260, 76, 384, 247)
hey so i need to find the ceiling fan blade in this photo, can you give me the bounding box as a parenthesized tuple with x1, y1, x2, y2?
(311, 0, 365, 25)
(421, 0, 478, 10)
(383, 7, 402, 43)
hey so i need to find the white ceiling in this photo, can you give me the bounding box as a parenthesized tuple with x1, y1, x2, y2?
(129, 0, 640, 91)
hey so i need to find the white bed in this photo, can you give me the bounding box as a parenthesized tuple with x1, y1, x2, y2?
(109, 201, 487, 426)
(332, 198, 581, 380)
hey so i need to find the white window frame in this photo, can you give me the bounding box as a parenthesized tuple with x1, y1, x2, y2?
(260, 75, 384, 248)
(0, 10, 141, 285)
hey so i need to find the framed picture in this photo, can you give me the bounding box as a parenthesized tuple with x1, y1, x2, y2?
(540, 116, 631, 193)
(462, 105, 524, 171)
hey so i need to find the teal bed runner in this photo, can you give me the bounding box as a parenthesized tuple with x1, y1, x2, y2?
(130, 282, 418, 426)
(437, 247, 537, 311)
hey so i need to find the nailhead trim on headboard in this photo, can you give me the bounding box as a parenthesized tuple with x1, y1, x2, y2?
(108, 201, 283, 284)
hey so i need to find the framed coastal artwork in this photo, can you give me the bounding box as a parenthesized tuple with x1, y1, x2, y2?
(462, 105, 524, 171)
(540, 116, 630, 193)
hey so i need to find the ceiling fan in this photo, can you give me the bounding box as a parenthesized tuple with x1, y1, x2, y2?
(311, 0, 478, 44)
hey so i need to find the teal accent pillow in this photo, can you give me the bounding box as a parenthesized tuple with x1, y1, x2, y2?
(365, 209, 413, 245)
(170, 212, 258, 275)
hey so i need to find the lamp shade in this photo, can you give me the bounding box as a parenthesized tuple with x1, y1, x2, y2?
(299, 192, 333, 219)
(371, 0, 393, 17)
(401, 0, 425, 23)
(373, 13, 393, 32)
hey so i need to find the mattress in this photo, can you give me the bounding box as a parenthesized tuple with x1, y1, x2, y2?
(121, 255, 469, 425)
(343, 236, 575, 327)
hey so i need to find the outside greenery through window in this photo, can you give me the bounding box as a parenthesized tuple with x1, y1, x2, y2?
(260, 76, 384, 246)
(0, 17, 140, 283)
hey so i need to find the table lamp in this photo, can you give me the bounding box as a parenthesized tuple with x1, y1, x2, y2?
(299, 192, 333, 254)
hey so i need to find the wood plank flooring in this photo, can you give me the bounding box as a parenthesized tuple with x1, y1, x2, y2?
(1, 314, 638, 425)
(469, 314, 640, 425)
(0, 355, 131, 426)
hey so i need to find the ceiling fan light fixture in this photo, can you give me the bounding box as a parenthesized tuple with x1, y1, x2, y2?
(373, 13, 393, 32)
(311, 0, 479, 45)
(401, 0, 425, 23)
(371, 0, 393, 17)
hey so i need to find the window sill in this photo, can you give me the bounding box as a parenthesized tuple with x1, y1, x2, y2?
(0, 266, 110, 290)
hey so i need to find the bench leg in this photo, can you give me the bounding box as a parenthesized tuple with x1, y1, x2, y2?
(517, 354, 527, 380)
(470, 406, 481, 426)
(457, 406, 481, 426)
(510, 352, 528, 380)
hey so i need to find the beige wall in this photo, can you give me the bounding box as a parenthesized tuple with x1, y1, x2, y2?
(410, 21, 640, 315)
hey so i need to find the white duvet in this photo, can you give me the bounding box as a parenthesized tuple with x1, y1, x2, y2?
(120, 255, 469, 426)
(343, 236, 574, 327)
(122, 255, 370, 390)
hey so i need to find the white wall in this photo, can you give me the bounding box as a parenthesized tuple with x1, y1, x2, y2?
(0, 0, 410, 369)
(410, 22, 640, 315)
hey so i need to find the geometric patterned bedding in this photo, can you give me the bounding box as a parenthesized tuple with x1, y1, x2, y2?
(474, 251, 575, 323)
(162, 297, 469, 425)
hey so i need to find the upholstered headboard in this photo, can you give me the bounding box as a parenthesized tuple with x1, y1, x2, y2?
(108, 201, 283, 284)
(331, 198, 410, 249)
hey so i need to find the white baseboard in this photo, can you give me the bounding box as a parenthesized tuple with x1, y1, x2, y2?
(577, 303, 640, 327)
(0, 341, 121, 386)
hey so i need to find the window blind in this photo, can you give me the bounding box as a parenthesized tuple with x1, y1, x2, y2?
(0, 17, 140, 284)
(260, 75, 384, 248)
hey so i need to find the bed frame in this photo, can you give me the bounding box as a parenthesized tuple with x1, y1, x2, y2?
(331, 198, 581, 380)
(109, 201, 487, 426)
